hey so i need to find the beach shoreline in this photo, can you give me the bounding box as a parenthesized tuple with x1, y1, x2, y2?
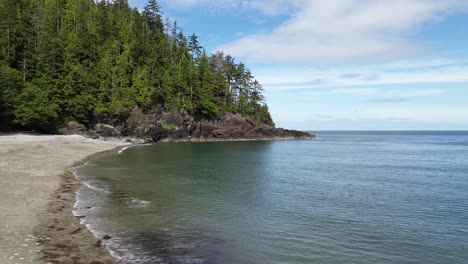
(0, 135, 129, 264)
(0, 134, 313, 264)
(34, 147, 129, 264)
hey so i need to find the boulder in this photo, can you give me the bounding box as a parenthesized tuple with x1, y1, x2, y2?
(168, 127, 190, 140)
(94, 123, 121, 137)
(147, 124, 168, 142)
(59, 121, 87, 136)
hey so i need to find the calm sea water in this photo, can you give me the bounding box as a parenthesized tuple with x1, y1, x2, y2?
(75, 131, 468, 264)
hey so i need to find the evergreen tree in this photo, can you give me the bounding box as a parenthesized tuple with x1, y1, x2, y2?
(0, 0, 274, 132)
(188, 33, 202, 59)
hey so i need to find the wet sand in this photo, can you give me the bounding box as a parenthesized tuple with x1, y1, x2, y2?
(0, 135, 129, 264)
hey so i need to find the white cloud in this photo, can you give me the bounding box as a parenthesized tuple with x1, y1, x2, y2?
(363, 89, 448, 103)
(256, 63, 468, 91)
(331, 88, 379, 95)
(272, 105, 468, 130)
(303, 88, 379, 96)
(301, 88, 447, 102)
(368, 107, 468, 123)
(409, 89, 447, 96)
(216, 0, 468, 64)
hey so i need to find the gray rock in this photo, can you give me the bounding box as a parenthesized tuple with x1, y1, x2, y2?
(121, 108, 314, 142)
(94, 123, 121, 137)
(147, 124, 168, 142)
(125, 106, 158, 138)
(164, 112, 314, 141)
(59, 121, 87, 136)
(160, 111, 184, 126)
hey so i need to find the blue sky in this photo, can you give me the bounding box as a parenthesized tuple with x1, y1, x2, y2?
(129, 0, 468, 130)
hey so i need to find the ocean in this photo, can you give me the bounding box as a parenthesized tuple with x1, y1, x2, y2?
(74, 131, 468, 264)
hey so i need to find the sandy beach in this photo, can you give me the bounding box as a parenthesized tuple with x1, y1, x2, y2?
(0, 135, 129, 264)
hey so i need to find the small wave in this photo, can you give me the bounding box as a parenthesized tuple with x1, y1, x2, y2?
(81, 180, 111, 194)
(73, 164, 111, 194)
(118, 146, 131, 154)
(119, 143, 153, 154)
(71, 162, 127, 263)
(128, 198, 151, 208)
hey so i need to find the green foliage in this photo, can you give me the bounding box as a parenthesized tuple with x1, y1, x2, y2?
(199, 99, 219, 118)
(0, 0, 274, 132)
(13, 81, 59, 132)
(0, 63, 22, 129)
(0, 63, 22, 106)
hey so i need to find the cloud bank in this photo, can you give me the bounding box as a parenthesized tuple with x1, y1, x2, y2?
(215, 0, 468, 64)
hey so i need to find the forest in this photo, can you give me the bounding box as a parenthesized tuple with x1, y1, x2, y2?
(0, 0, 274, 133)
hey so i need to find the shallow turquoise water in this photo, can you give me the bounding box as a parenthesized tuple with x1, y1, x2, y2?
(76, 131, 468, 264)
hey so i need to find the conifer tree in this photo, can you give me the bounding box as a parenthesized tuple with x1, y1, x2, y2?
(0, 0, 274, 132)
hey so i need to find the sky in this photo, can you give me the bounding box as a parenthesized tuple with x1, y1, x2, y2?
(129, 0, 468, 130)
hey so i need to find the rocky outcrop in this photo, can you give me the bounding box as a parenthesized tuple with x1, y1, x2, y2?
(155, 111, 314, 142)
(94, 123, 121, 137)
(59, 121, 88, 136)
(125, 106, 159, 139)
(59, 109, 314, 142)
(179, 113, 314, 141)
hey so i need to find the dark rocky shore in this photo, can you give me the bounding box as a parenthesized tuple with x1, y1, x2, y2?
(60, 108, 314, 143)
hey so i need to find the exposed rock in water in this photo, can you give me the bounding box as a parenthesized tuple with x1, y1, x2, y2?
(59, 109, 314, 142)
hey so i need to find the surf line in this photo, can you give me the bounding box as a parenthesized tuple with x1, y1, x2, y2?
(118, 143, 152, 154)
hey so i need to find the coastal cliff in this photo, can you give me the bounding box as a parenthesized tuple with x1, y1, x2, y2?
(60, 107, 314, 142)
